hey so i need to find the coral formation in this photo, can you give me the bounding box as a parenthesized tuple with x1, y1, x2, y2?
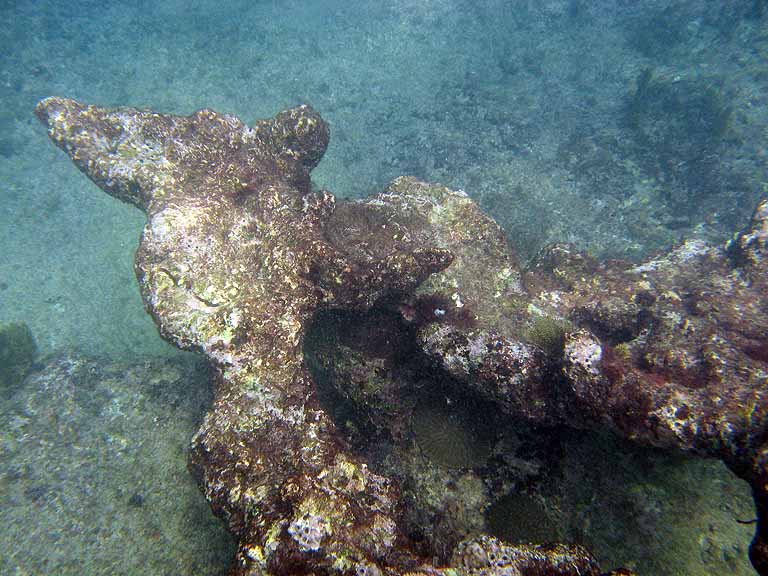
(37, 96, 768, 575)
(288, 512, 330, 552)
(411, 397, 492, 470)
(451, 536, 604, 576)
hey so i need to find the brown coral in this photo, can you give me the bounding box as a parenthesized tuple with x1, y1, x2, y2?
(37, 96, 768, 575)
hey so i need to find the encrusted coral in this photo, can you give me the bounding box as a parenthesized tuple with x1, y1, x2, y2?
(37, 96, 768, 576)
(288, 512, 329, 552)
(451, 536, 601, 576)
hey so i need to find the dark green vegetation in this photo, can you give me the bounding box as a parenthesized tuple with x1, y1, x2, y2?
(0, 322, 36, 393)
(625, 6, 690, 59)
(624, 69, 733, 208)
(626, 3, 767, 57)
(525, 315, 573, 358)
(486, 492, 561, 544)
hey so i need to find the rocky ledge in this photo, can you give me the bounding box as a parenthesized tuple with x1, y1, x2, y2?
(36, 97, 767, 576)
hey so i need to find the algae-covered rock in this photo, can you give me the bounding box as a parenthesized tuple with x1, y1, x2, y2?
(451, 536, 602, 576)
(0, 321, 36, 393)
(37, 96, 768, 575)
(525, 315, 572, 358)
(557, 431, 756, 576)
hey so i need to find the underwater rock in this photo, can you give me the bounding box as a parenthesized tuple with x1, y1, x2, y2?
(450, 536, 604, 576)
(36, 96, 767, 575)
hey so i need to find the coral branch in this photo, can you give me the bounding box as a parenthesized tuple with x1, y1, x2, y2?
(37, 97, 767, 575)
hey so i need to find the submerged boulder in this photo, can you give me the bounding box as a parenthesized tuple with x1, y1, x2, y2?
(36, 96, 768, 575)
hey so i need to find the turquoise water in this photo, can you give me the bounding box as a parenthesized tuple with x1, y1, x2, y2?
(0, 1, 765, 574)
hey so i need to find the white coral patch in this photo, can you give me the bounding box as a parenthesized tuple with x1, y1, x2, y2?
(288, 512, 330, 552)
(564, 332, 602, 377)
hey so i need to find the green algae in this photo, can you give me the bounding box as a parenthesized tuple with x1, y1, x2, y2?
(486, 492, 561, 545)
(525, 315, 573, 358)
(0, 322, 36, 393)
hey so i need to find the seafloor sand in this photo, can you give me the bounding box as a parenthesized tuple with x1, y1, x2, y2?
(0, 354, 234, 575)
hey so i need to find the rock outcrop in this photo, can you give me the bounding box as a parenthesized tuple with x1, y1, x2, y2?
(36, 97, 767, 575)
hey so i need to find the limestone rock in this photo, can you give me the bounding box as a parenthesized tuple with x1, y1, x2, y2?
(38, 96, 767, 575)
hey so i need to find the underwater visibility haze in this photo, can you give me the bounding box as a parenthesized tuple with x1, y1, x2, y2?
(1, 1, 768, 575)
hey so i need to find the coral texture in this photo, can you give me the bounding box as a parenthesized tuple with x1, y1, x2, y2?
(37, 97, 767, 575)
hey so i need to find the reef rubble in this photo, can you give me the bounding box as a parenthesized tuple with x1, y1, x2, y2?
(36, 97, 767, 576)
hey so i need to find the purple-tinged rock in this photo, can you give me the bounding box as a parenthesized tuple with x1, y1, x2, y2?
(37, 96, 768, 575)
